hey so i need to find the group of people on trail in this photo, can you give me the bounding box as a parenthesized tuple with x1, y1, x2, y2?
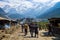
(21, 22, 39, 38)
(21, 21, 55, 38)
(29, 22, 39, 37)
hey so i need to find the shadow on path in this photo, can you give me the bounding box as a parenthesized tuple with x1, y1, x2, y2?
(24, 36, 38, 38)
(41, 31, 55, 37)
(41, 31, 60, 40)
(52, 37, 60, 40)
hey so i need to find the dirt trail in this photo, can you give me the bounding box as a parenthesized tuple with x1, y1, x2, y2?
(2, 27, 56, 40)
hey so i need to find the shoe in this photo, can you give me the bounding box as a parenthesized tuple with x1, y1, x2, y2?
(31, 36, 33, 37)
(34, 35, 36, 37)
(37, 36, 38, 38)
(24, 35, 26, 36)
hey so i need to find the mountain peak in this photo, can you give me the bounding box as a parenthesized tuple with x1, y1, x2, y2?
(37, 2, 60, 19)
(54, 2, 60, 8)
(0, 8, 6, 15)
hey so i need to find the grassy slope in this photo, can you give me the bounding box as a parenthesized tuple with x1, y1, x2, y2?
(37, 21, 48, 29)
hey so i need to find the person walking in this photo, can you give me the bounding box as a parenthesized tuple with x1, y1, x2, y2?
(34, 23, 39, 38)
(29, 22, 39, 37)
(48, 23, 51, 35)
(29, 22, 35, 37)
(24, 23, 29, 36)
(48, 23, 54, 36)
(21, 24, 24, 33)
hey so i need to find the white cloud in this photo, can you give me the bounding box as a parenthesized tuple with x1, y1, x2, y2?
(0, 1, 7, 8)
(47, 0, 60, 7)
(22, 1, 33, 8)
(0, 0, 60, 14)
(32, 0, 52, 3)
(0, 0, 34, 13)
(0, 1, 14, 8)
(54, 0, 60, 2)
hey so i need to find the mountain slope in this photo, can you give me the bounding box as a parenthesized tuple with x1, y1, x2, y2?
(8, 13, 24, 19)
(0, 8, 6, 15)
(37, 2, 60, 19)
(0, 8, 8, 18)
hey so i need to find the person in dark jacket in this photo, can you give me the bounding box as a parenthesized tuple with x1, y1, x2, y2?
(29, 22, 39, 37)
(29, 22, 34, 37)
(21, 24, 24, 33)
(48, 23, 54, 36)
(48, 24, 51, 34)
(34, 23, 39, 38)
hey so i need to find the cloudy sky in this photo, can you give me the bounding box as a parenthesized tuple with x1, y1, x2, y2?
(0, 0, 60, 18)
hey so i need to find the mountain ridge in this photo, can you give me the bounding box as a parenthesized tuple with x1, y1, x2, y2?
(37, 2, 60, 19)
